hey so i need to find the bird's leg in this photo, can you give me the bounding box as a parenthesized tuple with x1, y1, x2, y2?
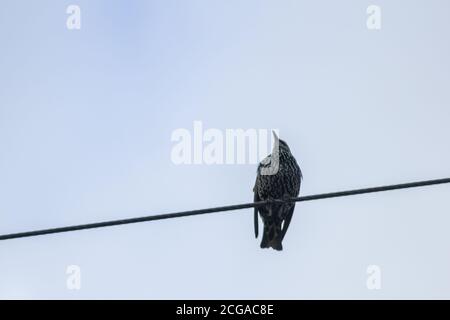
(266, 196, 276, 217)
(282, 194, 294, 210)
(274, 195, 289, 215)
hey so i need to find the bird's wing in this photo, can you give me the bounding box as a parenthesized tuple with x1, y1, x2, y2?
(281, 205, 295, 241)
(253, 177, 260, 239)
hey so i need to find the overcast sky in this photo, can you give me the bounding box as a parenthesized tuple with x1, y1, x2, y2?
(1, 0, 450, 299)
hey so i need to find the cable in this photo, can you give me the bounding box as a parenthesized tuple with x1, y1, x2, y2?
(0, 177, 449, 241)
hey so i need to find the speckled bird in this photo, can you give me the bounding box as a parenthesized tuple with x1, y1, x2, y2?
(253, 132, 302, 251)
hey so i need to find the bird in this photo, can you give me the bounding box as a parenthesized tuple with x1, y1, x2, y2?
(253, 131, 302, 251)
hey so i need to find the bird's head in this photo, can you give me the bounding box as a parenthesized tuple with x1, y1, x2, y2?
(272, 131, 291, 153)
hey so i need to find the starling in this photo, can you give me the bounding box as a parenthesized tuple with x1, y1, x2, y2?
(253, 131, 302, 251)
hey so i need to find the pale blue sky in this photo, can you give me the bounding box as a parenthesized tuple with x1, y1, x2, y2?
(1, 0, 450, 299)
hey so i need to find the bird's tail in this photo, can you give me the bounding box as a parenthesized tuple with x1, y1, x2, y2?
(260, 222, 283, 251)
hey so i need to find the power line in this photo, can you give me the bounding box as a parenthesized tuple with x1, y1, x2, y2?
(0, 177, 449, 241)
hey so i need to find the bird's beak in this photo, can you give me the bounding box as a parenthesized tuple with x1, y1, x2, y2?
(272, 131, 280, 152)
(272, 130, 279, 142)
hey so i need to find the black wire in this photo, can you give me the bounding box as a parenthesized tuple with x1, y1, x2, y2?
(1, 177, 449, 241)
